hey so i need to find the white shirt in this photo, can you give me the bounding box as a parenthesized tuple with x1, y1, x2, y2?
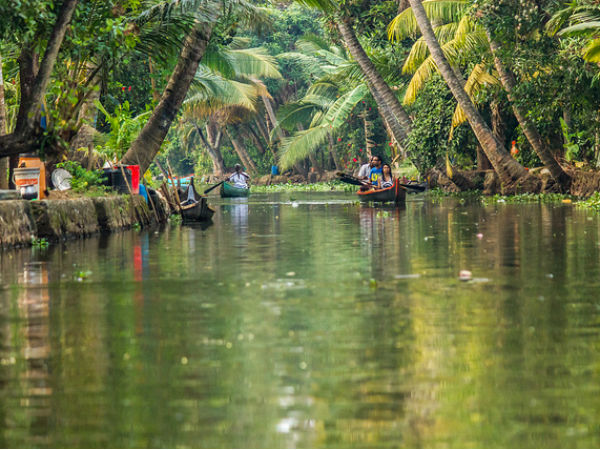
(358, 163, 371, 179)
(229, 172, 249, 188)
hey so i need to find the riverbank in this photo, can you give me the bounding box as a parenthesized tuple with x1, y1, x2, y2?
(0, 194, 170, 249)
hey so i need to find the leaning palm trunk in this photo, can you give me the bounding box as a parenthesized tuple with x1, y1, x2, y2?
(226, 127, 258, 175)
(195, 123, 225, 176)
(408, 0, 535, 191)
(336, 20, 414, 147)
(327, 133, 342, 171)
(487, 33, 571, 190)
(122, 22, 214, 173)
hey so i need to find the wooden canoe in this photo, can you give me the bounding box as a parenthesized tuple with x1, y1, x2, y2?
(400, 181, 427, 194)
(357, 178, 406, 204)
(181, 197, 215, 222)
(220, 181, 250, 198)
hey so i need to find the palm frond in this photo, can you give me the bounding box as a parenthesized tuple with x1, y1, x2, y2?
(291, 0, 338, 13)
(296, 35, 331, 54)
(226, 37, 252, 49)
(323, 84, 369, 127)
(558, 20, 600, 36)
(583, 38, 600, 62)
(277, 52, 325, 77)
(274, 103, 321, 136)
(388, 0, 470, 41)
(450, 63, 498, 135)
(403, 39, 462, 104)
(225, 47, 282, 79)
(403, 38, 431, 74)
(306, 82, 339, 99)
(546, 4, 580, 36)
(278, 125, 330, 169)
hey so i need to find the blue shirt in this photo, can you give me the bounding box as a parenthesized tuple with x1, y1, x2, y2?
(369, 167, 383, 186)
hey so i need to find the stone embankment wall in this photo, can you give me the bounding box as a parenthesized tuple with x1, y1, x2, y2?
(0, 194, 170, 250)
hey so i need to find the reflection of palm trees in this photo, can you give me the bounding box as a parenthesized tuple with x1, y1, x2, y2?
(357, 205, 406, 278)
(17, 262, 52, 443)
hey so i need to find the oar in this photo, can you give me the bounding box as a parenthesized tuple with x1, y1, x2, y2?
(203, 180, 225, 194)
(336, 172, 369, 187)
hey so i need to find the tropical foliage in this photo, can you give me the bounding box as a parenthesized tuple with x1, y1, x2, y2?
(3, 0, 600, 193)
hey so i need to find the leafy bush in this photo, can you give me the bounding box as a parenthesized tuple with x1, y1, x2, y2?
(56, 161, 107, 192)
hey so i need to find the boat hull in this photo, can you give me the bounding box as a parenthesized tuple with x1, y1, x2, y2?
(221, 181, 249, 198)
(399, 181, 427, 194)
(357, 179, 406, 204)
(181, 197, 215, 222)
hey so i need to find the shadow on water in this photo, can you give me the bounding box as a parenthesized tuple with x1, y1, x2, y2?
(1, 193, 600, 447)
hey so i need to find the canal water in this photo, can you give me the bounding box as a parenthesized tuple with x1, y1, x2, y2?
(1, 192, 599, 448)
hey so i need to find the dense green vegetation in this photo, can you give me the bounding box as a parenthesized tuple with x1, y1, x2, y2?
(3, 0, 600, 194)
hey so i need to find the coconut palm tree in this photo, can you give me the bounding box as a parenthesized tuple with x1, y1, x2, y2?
(293, 0, 413, 154)
(547, 2, 600, 63)
(390, 0, 570, 189)
(405, 0, 535, 191)
(277, 35, 428, 170)
(122, 0, 269, 173)
(177, 43, 282, 175)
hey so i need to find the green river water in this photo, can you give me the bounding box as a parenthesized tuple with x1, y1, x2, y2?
(1, 192, 599, 448)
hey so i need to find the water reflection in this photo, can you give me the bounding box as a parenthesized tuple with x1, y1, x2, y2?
(0, 196, 600, 447)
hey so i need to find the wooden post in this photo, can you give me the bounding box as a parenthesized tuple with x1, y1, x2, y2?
(166, 160, 182, 213)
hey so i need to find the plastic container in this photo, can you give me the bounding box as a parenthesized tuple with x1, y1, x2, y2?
(102, 168, 132, 194)
(271, 165, 279, 175)
(14, 167, 40, 200)
(125, 165, 140, 194)
(18, 155, 46, 198)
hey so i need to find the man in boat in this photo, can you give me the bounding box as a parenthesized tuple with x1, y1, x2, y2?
(358, 155, 383, 191)
(228, 164, 250, 189)
(368, 155, 383, 188)
(357, 156, 373, 181)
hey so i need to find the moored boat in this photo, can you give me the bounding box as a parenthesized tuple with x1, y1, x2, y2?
(399, 180, 427, 194)
(180, 178, 215, 222)
(357, 179, 406, 204)
(220, 181, 250, 198)
(181, 197, 215, 222)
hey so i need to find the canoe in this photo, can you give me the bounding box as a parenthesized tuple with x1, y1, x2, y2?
(181, 197, 215, 222)
(220, 181, 250, 198)
(180, 180, 214, 222)
(357, 178, 406, 204)
(399, 181, 428, 194)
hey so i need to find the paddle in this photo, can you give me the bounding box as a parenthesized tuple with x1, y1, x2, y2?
(336, 172, 369, 187)
(203, 180, 225, 194)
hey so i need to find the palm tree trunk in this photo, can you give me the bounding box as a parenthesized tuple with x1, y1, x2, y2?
(0, 53, 8, 188)
(122, 22, 214, 173)
(327, 133, 342, 170)
(196, 123, 225, 176)
(245, 125, 266, 155)
(262, 95, 282, 142)
(397, 0, 410, 14)
(226, 127, 258, 175)
(336, 20, 413, 142)
(487, 33, 570, 189)
(408, 0, 533, 191)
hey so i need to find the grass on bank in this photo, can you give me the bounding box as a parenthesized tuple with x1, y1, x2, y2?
(427, 188, 577, 205)
(251, 181, 357, 193)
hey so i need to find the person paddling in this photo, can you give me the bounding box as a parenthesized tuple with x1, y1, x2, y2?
(228, 164, 250, 189)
